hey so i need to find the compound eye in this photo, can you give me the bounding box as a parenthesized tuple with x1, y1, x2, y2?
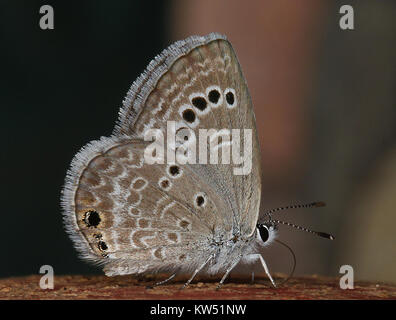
(258, 224, 270, 243)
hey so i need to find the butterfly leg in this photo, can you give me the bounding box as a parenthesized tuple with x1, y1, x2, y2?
(180, 255, 213, 290)
(216, 256, 242, 290)
(247, 253, 276, 287)
(146, 273, 176, 289)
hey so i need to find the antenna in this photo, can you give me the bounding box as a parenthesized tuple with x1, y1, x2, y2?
(262, 201, 326, 216)
(258, 201, 334, 240)
(271, 219, 335, 240)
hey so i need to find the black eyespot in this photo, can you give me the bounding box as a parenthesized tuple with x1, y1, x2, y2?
(192, 97, 207, 111)
(84, 210, 101, 227)
(161, 179, 170, 189)
(258, 224, 270, 243)
(208, 90, 220, 104)
(226, 91, 235, 105)
(98, 241, 108, 251)
(169, 165, 180, 176)
(182, 109, 196, 123)
(196, 195, 205, 207)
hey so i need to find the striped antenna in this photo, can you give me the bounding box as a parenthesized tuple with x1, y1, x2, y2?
(263, 201, 326, 216)
(271, 219, 335, 240)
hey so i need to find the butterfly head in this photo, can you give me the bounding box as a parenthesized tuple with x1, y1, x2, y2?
(255, 222, 278, 246)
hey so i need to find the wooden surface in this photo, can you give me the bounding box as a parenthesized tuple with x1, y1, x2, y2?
(0, 273, 394, 300)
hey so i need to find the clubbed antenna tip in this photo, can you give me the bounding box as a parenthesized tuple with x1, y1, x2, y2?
(312, 201, 326, 208)
(316, 232, 335, 240)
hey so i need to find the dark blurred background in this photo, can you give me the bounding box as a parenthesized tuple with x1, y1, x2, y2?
(1, 1, 395, 283)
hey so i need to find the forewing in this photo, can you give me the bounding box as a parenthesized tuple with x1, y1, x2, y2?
(114, 33, 261, 236)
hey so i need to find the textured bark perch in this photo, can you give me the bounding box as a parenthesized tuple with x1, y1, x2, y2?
(0, 274, 394, 300)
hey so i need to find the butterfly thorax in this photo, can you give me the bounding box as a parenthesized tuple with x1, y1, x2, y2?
(205, 231, 258, 275)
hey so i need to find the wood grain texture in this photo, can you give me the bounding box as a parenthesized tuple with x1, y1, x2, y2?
(0, 274, 394, 300)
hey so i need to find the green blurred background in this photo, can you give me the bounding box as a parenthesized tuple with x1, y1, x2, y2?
(1, 0, 395, 283)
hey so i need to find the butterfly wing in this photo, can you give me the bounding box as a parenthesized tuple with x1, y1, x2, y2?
(62, 136, 232, 275)
(115, 33, 261, 237)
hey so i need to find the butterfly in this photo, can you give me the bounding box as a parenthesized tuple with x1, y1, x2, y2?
(61, 33, 333, 289)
